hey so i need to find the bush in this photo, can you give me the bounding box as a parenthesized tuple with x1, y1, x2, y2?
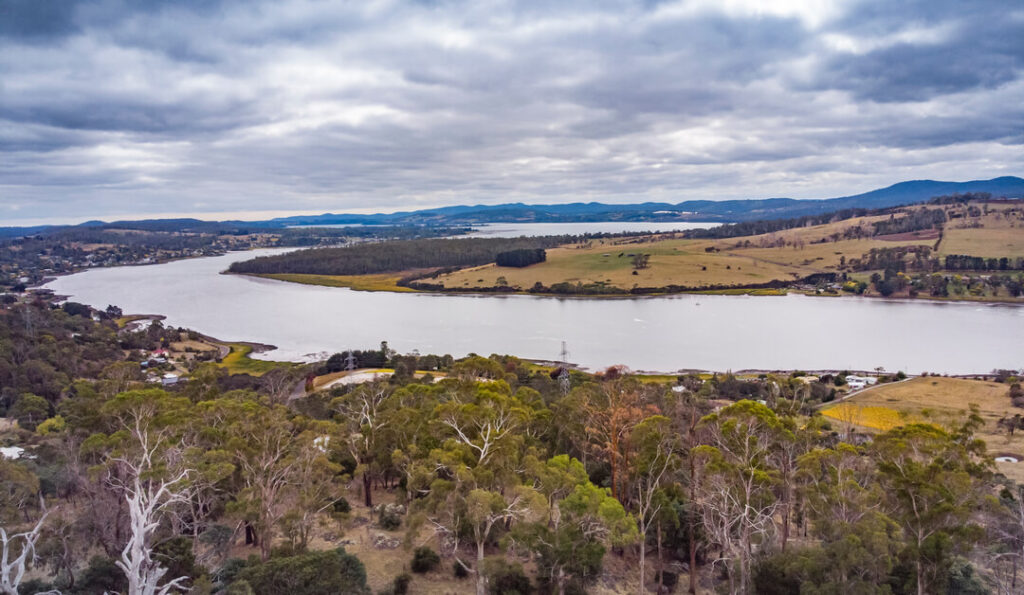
(411, 547, 440, 573)
(393, 573, 411, 595)
(378, 508, 402, 530)
(483, 558, 532, 595)
(18, 579, 54, 595)
(333, 497, 351, 514)
(76, 555, 128, 595)
(239, 548, 371, 595)
(453, 560, 469, 578)
(654, 570, 679, 592)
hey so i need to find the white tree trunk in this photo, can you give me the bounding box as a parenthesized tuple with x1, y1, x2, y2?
(0, 511, 49, 595)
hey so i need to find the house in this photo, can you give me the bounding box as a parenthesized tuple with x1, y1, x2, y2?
(845, 375, 878, 390)
(162, 373, 179, 386)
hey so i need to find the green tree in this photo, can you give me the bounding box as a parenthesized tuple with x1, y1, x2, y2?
(693, 400, 789, 595)
(9, 393, 49, 431)
(871, 422, 990, 595)
(514, 456, 637, 595)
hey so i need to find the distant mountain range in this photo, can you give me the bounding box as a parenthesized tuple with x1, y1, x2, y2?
(2, 176, 1022, 238)
(273, 176, 1024, 226)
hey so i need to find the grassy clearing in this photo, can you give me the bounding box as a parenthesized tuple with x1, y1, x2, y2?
(310, 369, 447, 389)
(823, 376, 1024, 481)
(935, 204, 1024, 258)
(219, 343, 286, 376)
(114, 315, 151, 328)
(256, 272, 417, 292)
(434, 215, 937, 292)
(255, 202, 1024, 298)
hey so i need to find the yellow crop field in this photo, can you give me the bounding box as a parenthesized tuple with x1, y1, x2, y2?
(821, 403, 912, 431)
(825, 376, 1024, 482)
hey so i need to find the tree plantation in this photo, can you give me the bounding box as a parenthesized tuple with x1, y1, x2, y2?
(1, 298, 1023, 594)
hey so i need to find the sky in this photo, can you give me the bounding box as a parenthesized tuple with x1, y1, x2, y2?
(1, 0, 1022, 225)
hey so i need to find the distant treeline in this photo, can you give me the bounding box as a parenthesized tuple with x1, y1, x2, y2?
(406, 273, 840, 295)
(851, 246, 1024, 273)
(684, 204, 953, 242)
(871, 208, 946, 236)
(682, 207, 878, 240)
(944, 255, 1024, 272)
(229, 236, 570, 276)
(928, 192, 993, 205)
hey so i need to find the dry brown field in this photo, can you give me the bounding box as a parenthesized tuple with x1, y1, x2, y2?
(823, 376, 1024, 481)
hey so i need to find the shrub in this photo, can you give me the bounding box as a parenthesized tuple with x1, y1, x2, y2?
(76, 555, 128, 595)
(238, 548, 370, 595)
(378, 508, 402, 530)
(333, 497, 351, 514)
(453, 560, 469, 578)
(411, 547, 440, 573)
(655, 570, 679, 592)
(393, 573, 411, 595)
(483, 557, 532, 595)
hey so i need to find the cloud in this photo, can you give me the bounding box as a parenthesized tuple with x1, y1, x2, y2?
(0, 0, 1021, 223)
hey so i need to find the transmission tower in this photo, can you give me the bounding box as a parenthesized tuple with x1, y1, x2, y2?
(344, 350, 357, 371)
(558, 341, 570, 394)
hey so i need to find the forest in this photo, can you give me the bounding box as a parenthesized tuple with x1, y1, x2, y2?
(1, 297, 1023, 595)
(0, 225, 467, 290)
(228, 237, 569, 276)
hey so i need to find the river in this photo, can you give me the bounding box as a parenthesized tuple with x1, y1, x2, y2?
(45, 248, 1023, 374)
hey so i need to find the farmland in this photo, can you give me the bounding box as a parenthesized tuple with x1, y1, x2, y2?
(234, 200, 1024, 299)
(822, 376, 1024, 480)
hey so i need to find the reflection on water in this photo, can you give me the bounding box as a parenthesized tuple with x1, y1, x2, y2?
(45, 248, 1024, 373)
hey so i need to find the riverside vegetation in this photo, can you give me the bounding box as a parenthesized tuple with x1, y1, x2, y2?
(3, 295, 1024, 594)
(229, 195, 1024, 301)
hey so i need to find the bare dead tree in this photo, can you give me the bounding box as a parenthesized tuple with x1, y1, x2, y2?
(0, 506, 50, 595)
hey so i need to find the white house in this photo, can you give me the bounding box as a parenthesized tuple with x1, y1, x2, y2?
(845, 375, 878, 390)
(162, 373, 180, 386)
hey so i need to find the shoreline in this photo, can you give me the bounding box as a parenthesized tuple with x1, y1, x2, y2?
(247, 271, 1024, 306)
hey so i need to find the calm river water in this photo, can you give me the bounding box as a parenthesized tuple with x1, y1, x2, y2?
(45, 248, 1023, 374)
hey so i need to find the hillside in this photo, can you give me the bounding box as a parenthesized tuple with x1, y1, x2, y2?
(244, 199, 1024, 300)
(6, 177, 1020, 241)
(272, 176, 1024, 225)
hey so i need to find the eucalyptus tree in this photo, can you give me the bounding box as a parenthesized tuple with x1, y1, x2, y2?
(410, 381, 547, 595)
(693, 400, 790, 594)
(870, 420, 991, 595)
(514, 455, 638, 595)
(90, 389, 195, 595)
(630, 415, 681, 593)
(332, 380, 397, 507)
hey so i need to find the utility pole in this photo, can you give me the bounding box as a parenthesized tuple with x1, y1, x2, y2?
(345, 350, 357, 371)
(558, 341, 570, 395)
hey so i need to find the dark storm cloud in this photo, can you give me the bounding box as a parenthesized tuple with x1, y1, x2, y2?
(813, 5, 1024, 102)
(0, 0, 1021, 223)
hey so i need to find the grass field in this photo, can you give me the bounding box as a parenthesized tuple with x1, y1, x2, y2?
(435, 217, 929, 292)
(256, 201, 1024, 298)
(256, 272, 416, 292)
(822, 376, 1024, 481)
(114, 314, 153, 328)
(937, 208, 1024, 257)
(219, 343, 287, 376)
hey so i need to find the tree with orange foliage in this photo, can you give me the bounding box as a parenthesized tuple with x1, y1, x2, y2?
(580, 377, 660, 502)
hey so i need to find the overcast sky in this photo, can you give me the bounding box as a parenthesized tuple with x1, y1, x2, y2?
(1, 0, 1022, 224)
